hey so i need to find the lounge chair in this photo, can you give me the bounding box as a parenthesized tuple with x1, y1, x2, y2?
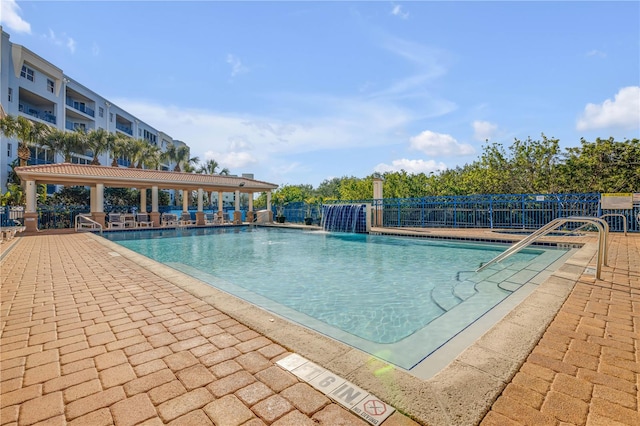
(218, 212, 232, 224)
(179, 212, 195, 226)
(205, 212, 221, 225)
(161, 213, 179, 227)
(108, 213, 125, 229)
(136, 213, 154, 227)
(122, 213, 137, 228)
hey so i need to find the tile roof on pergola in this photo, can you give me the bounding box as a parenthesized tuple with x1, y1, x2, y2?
(15, 163, 279, 192)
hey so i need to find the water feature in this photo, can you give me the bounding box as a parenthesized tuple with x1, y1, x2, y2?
(321, 204, 368, 233)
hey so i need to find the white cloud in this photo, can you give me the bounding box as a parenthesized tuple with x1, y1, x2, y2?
(92, 42, 100, 56)
(409, 130, 475, 156)
(113, 95, 416, 176)
(226, 54, 249, 77)
(577, 86, 640, 131)
(586, 49, 606, 58)
(43, 29, 76, 53)
(374, 158, 447, 174)
(0, 0, 31, 34)
(391, 4, 409, 19)
(472, 120, 498, 141)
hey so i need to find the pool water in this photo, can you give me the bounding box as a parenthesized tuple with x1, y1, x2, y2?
(106, 227, 568, 369)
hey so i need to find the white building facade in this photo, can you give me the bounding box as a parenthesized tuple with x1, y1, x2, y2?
(0, 26, 187, 194)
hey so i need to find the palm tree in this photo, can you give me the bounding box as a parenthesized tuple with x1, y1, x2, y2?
(198, 158, 230, 175)
(141, 144, 163, 170)
(182, 155, 200, 173)
(171, 144, 199, 172)
(128, 139, 148, 168)
(164, 142, 178, 170)
(0, 115, 51, 166)
(86, 128, 112, 165)
(110, 134, 127, 167)
(55, 129, 87, 163)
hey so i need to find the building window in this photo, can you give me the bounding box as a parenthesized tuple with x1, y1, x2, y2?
(8, 88, 12, 102)
(7, 143, 12, 157)
(99, 107, 104, 117)
(47, 79, 54, 93)
(20, 65, 35, 82)
(109, 113, 113, 122)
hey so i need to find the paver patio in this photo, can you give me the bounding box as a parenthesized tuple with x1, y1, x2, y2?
(1, 228, 638, 425)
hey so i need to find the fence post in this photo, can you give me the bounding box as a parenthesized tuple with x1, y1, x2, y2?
(489, 195, 493, 229)
(453, 196, 457, 228)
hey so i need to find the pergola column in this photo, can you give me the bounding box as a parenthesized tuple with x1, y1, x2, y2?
(266, 191, 273, 222)
(233, 190, 241, 224)
(217, 191, 224, 221)
(196, 188, 205, 225)
(23, 180, 38, 232)
(150, 186, 160, 226)
(140, 188, 147, 213)
(246, 192, 255, 223)
(91, 183, 105, 227)
(181, 189, 190, 222)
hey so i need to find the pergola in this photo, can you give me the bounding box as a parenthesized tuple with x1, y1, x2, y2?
(15, 163, 279, 232)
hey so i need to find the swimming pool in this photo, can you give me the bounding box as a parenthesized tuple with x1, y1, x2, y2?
(105, 226, 568, 370)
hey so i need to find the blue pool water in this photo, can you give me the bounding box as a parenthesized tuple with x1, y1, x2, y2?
(105, 226, 568, 369)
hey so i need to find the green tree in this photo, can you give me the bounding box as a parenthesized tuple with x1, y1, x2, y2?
(86, 128, 114, 165)
(46, 128, 86, 163)
(198, 158, 230, 175)
(0, 115, 51, 166)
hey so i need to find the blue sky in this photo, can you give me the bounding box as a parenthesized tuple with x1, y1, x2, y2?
(2, 1, 639, 188)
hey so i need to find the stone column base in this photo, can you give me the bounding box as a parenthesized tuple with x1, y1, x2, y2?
(149, 212, 161, 227)
(233, 211, 242, 224)
(91, 212, 106, 228)
(246, 211, 255, 223)
(23, 212, 38, 233)
(196, 212, 205, 226)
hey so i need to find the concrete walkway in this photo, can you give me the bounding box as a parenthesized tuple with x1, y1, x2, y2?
(1, 229, 638, 425)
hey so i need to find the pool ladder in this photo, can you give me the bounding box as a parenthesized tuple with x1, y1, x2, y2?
(477, 217, 609, 279)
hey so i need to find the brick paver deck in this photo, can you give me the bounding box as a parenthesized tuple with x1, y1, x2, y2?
(1, 233, 417, 425)
(1, 229, 638, 425)
(482, 232, 639, 426)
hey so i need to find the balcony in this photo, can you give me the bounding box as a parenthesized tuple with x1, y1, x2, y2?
(19, 103, 57, 125)
(66, 98, 95, 117)
(115, 123, 133, 136)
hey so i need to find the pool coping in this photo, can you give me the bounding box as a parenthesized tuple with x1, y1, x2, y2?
(87, 229, 596, 426)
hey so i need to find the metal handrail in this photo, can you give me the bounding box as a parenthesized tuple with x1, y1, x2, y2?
(75, 214, 103, 235)
(599, 214, 627, 236)
(477, 216, 608, 279)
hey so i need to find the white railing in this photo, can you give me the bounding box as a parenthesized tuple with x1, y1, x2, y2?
(75, 214, 103, 234)
(477, 216, 609, 279)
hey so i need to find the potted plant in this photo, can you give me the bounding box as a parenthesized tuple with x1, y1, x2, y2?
(304, 197, 316, 225)
(274, 193, 286, 223)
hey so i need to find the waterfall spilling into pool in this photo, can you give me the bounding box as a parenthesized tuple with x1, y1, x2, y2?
(321, 204, 370, 233)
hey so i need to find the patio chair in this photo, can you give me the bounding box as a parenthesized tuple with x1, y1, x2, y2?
(179, 212, 195, 226)
(108, 213, 125, 229)
(204, 212, 220, 225)
(161, 213, 179, 227)
(122, 213, 137, 228)
(136, 212, 154, 227)
(218, 212, 232, 225)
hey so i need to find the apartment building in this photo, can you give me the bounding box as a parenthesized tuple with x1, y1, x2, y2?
(0, 26, 188, 194)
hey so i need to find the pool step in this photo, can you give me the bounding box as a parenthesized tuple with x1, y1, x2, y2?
(431, 283, 462, 312)
(453, 280, 478, 300)
(498, 281, 522, 292)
